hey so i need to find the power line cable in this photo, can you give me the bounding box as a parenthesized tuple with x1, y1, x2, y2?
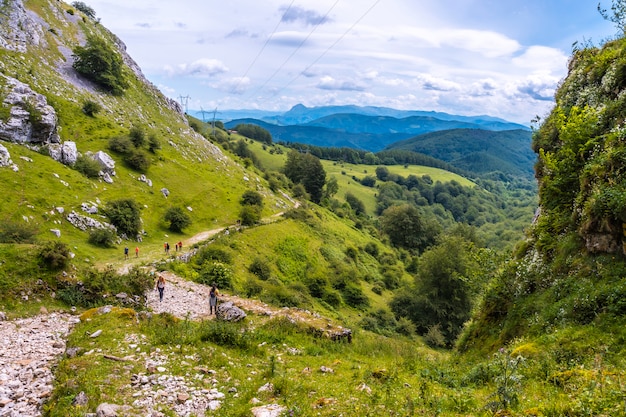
(271, 0, 382, 99)
(232, 0, 296, 94)
(247, 0, 341, 100)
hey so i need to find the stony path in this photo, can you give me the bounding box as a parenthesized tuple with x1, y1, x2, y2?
(0, 312, 79, 417)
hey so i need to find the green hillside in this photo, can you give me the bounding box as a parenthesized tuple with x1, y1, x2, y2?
(386, 128, 535, 177)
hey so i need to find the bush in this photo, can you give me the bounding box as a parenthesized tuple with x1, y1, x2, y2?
(38, 241, 71, 270)
(199, 320, 251, 349)
(249, 257, 272, 280)
(72, 34, 128, 95)
(103, 199, 141, 238)
(197, 261, 233, 290)
(164, 207, 191, 232)
(341, 283, 370, 309)
(196, 246, 233, 265)
(0, 220, 37, 243)
(148, 134, 161, 153)
(240, 190, 264, 207)
(129, 126, 146, 148)
(109, 136, 134, 154)
(73, 155, 101, 178)
(240, 205, 261, 226)
(82, 100, 101, 116)
(124, 149, 151, 172)
(88, 228, 116, 247)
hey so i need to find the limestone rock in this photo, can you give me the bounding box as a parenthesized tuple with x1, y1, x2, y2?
(161, 188, 170, 198)
(49, 141, 78, 165)
(66, 211, 114, 232)
(0, 143, 13, 167)
(0, 74, 60, 144)
(96, 403, 120, 417)
(0, 0, 46, 52)
(216, 302, 246, 322)
(250, 404, 286, 417)
(92, 151, 116, 175)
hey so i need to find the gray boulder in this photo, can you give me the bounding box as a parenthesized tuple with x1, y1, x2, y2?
(92, 151, 116, 175)
(216, 301, 246, 322)
(0, 143, 13, 167)
(0, 75, 60, 144)
(49, 141, 78, 165)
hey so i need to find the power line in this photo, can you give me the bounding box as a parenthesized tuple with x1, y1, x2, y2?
(247, 0, 341, 100)
(232, 0, 296, 94)
(272, 0, 383, 99)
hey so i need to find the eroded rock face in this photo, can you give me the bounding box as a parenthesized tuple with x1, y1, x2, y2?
(48, 141, 78, 165)
(91, 151, 116, 175)
(0, 0, 47, 52)
(0, 75, 60, 144)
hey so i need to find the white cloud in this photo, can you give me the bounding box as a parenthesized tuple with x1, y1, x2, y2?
(163, 59, 229, 78)
(317, 76, 366, 91)
(513, 46, 569, 71)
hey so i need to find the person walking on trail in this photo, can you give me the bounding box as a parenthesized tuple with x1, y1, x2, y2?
(135, 246, 139, 258)
(209, 283, 219, 315)
(156, 274, 166, 302)
(124, 247, 129, 259)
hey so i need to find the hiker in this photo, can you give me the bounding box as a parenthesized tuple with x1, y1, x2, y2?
(135, 246, 139, 258)
(166, 242, 170, 253)
(124, 247, 129, 259)
(209, 283, 219, 315)
(156, 274, 166, 302)
(178, 241, 182, 251)
(164, 242, 168, 253)
(175, 242, 178, 252)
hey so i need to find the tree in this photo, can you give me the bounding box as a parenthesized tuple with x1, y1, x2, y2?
(389, 236, 474, 346)
(72, 35, 128, 95)
(164, 207, 192, 232)
(345, 192, 366, 215)
(103, 199, 141, 237)
(71, 1, 96, 18)
(240, 190, 264, 207)
(283, 151, 326, 203)
(379, 204, 439, 251)
(598, 0, 626, 33)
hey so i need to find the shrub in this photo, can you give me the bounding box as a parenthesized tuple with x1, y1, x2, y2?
(124, 149, 151, 172)
(129, 126, 146, 148)
(240, 205, 261, 226)
(341, 283, 370, 309)
(82, 100, 101, 116)
(395, 317, 416, 337)
(38, 241, 71, 270)
(163, 207, 191, 232)
(249, 257, 272, 280)
(197, 261, 233, 290)
(195, 246, 233, 265)
(424, 324, 446, 348)
(72, 34, 128, 95)
(0, 220, 38, 243)
(240, 190, 263, 207)
(73, 155, 101, 178)
(103, 199, 141, 238)
(147, 133, 161, 153)
(109, 136, 133, 154)
(87, 228, 116, 247)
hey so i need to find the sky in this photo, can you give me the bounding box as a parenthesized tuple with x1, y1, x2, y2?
(77, 0, 618, 124)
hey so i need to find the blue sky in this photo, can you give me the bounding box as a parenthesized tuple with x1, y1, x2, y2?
(78, 0, 617, 124)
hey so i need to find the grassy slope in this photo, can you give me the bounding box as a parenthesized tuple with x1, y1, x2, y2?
(247, 139, 474, 216)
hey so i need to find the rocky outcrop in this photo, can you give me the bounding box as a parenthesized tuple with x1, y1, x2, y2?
(0, 75, 60, 144)
(0, 0, 47, 52)
(66, 211, 114, 232)
(48, 141, 78, 165)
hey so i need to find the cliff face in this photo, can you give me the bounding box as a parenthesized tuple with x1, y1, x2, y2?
(532, 37, 626, 255)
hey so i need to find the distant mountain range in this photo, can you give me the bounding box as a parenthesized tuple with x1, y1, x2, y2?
(208, 104, 535, 177)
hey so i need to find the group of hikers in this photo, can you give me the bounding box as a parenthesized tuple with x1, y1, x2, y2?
(154, 273, 220, 314)
(124, 241, 184, 259)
